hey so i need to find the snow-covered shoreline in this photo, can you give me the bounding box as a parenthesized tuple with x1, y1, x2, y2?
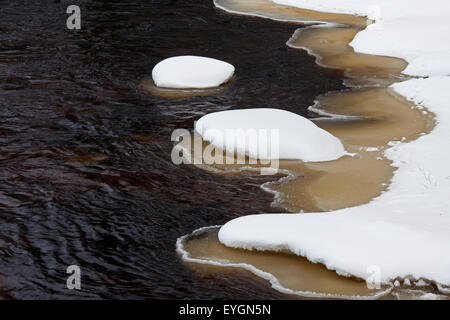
(274, 0, 450, 77)
(216, 0, 450, 288)
(176, 226, 393, 299)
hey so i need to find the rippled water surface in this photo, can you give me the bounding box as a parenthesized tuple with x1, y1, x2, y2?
(0, 0, 344, 298)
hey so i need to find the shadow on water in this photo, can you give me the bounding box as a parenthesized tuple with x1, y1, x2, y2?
(0, 0, 344, 298)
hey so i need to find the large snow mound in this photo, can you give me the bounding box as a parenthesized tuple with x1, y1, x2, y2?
(152, 55, 235, 89)
(195, 108, 345, 161)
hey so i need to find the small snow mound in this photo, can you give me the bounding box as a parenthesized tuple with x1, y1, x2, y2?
(195, 108, 345, 161)
(152, 55, 235, 89)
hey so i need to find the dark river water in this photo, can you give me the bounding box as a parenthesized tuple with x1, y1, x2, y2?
(0, 0, 344, 299)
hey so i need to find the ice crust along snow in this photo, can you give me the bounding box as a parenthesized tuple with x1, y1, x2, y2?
(152, 55, 235, 89)
(195, 108, 345, 161)
(216, 0, 450, 287)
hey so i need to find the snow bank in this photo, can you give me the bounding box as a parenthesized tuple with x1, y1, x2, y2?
(152, 55, 235, 89)
(273, 0, 450, 77)
(217, 0, 450, 286)
(195, 108, 345, 161)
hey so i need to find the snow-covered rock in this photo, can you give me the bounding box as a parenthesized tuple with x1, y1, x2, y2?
(152, 55, 235, 89)
(195, 108, 345, 161)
